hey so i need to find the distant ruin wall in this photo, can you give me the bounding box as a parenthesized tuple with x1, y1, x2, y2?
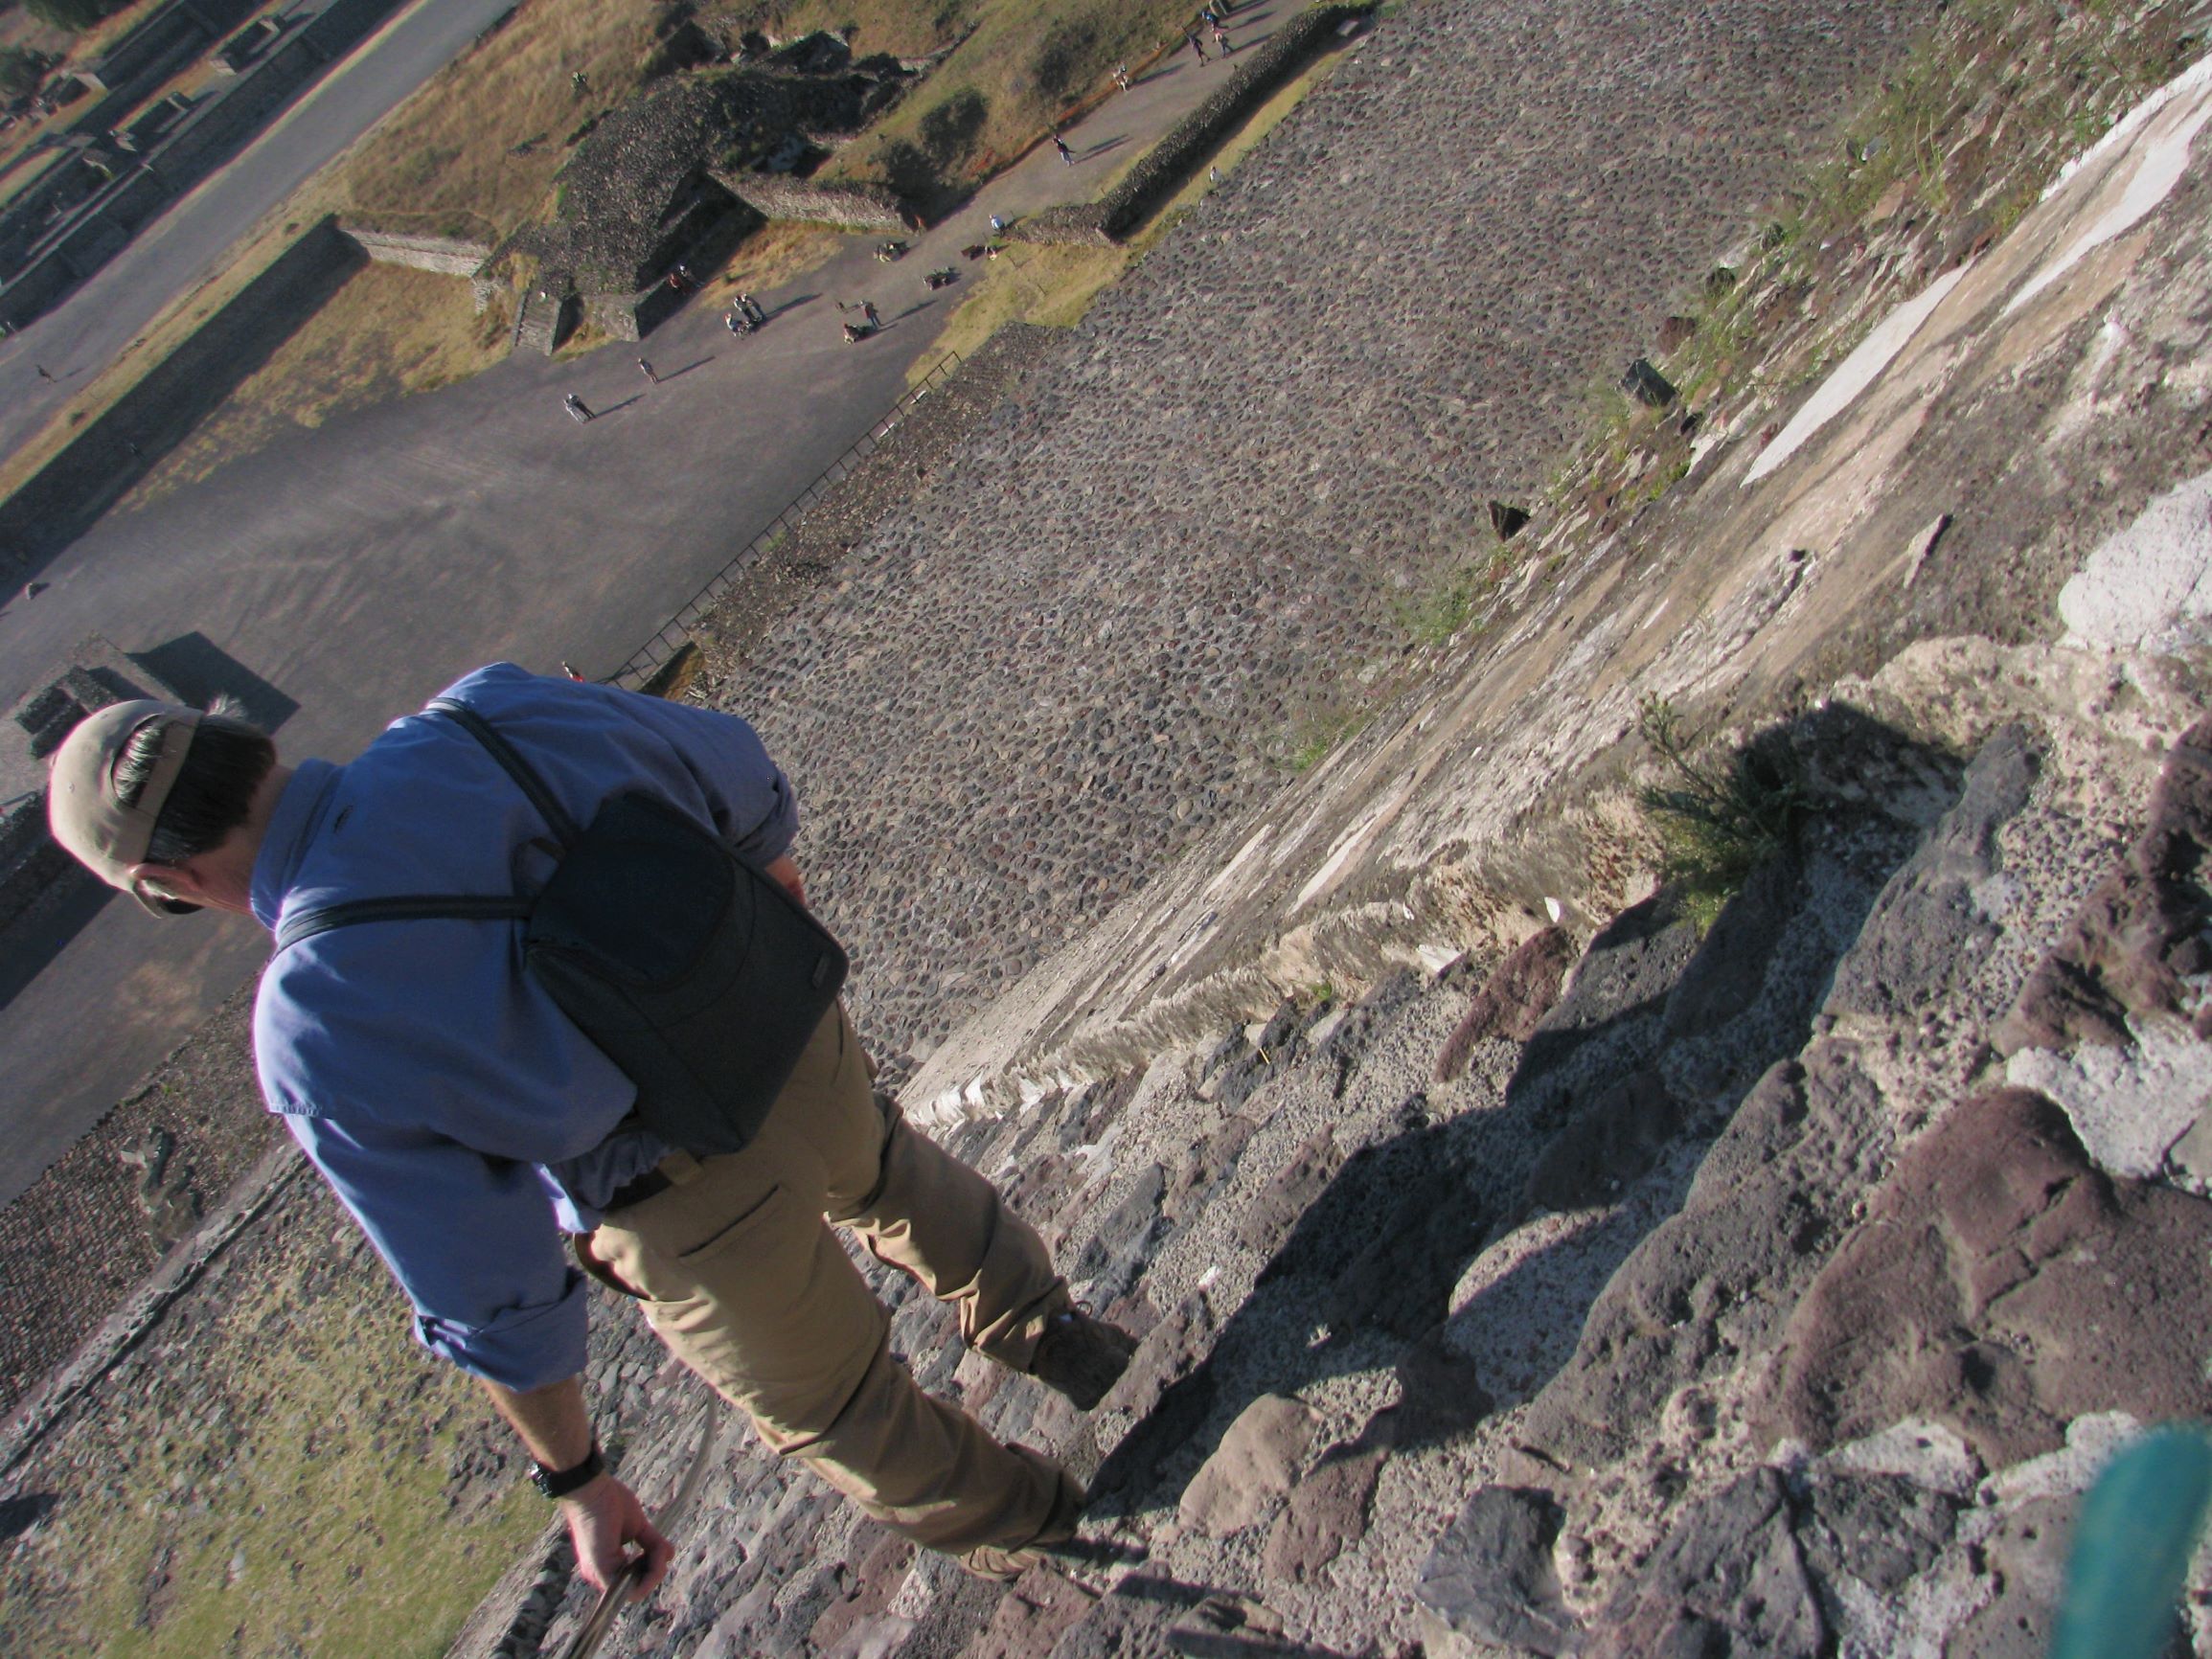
(88, 0, 262, 97)
(714, 172, 912, 231)
(341, 226, 493, 276)
(0, 218, 362, 583)
(1014, 203, 1114, 245)
(1016, 3, 1371, 247)
(0, 0, 407, 331)
(580, 204, 761, 345)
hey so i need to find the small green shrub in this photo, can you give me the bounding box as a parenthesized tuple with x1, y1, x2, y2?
(26, 0, 120, 31)
(1286, 705, 1367, 773)
(1396, 561, 1487, 648)
(1636, 696, 1808, 926)
(1027, 10, 1102, 109)
(0, 45, 54, 100)
(876, 136, 939, 199)
(920, 86, 989, 170)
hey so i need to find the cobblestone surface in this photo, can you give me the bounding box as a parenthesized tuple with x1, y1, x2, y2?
(704, 0, 1939, 1061)
(0, 989, 272, 1417)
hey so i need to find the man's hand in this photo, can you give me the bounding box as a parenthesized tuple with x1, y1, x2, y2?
(763, 852, 807, 908)
(560, 1471, 675, 1601)
(478, 1375, 673, 1601)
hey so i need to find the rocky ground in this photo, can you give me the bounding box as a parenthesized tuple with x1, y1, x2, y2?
(479, 674, 2212, 1657)
(7, 0, 2212, 1654)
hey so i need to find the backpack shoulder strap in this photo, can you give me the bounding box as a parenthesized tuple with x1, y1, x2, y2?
(275, 894, 535, 954)
(425, 696, 582, 847)
(270, 695, 573, 955)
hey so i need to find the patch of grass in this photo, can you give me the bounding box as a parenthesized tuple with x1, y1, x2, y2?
(0, 1234, 545, 1658)
(1635, 696, 1808, 928)
(338, 0, 673, 243)
(908, 49, 1342, 381)
(49, 0, 164, 60)
(707, 218, 849, 298)
(818, 0, 1198, 206)
(126, 261, 512, 505)
(1285, 703, 1369, 774)
(907, 241, 1125, 380)
(0, 187, 342, 506)
(639, 639, 705, 699)
(1395, 558, 1494, 648)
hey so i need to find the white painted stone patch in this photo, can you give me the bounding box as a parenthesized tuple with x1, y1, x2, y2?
(2057, 466, 2212, 651)
(2004, 1018, 2212, 1179)
(2005, 51, 2212, 317)
(1745, 263, 1973, 485)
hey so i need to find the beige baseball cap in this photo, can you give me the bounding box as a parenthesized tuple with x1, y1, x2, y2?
(47, 700, 204, 916)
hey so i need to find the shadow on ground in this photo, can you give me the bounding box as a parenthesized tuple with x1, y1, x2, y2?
(1083, 707, 1958, 1523)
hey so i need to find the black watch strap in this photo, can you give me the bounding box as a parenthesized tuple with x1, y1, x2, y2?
(530, 1441, 605, 1500)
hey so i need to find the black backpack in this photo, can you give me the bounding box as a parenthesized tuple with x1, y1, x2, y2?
(273, 697, 849, 1157)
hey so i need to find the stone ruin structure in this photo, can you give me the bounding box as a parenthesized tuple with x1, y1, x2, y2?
(504, 33, 915, 350)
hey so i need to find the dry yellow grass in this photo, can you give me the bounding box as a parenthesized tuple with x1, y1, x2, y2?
(909, 52, 1344, 382)
(0, 182, 342, 503)
(54, 0, 168, 62)
(123, 259, 510, 504)
(0, 142, 66, 209)
(337, 0, 670, 242)
(817, 0, 1199, 198)
(707, 216, 846, 293)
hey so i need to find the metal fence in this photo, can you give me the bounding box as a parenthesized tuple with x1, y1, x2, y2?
(610, 349, 965, 692)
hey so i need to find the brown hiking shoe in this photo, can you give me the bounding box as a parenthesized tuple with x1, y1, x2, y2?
(960, 1465, 1087, 1581)
(1027, 1308, 1138, 1411)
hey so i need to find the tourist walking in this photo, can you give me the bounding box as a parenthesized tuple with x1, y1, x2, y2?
(1185, 27, 1209, 63)
(1113, 63, 1130, 93)
(637, 358, 658, 386)
(563, 393, 594, 423)
(1213, 23, 1232, 53)
(861, 299, 882, 330)
(47, 668, 1141, 1595)
(1053, 133, 1074, 166)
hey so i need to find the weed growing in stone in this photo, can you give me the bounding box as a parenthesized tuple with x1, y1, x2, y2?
(1286, 704, 1369, 774)
(1655, 0, 2201, 433)
(1635, 696, 1808, 928)
(1395, 560, 1487, 648)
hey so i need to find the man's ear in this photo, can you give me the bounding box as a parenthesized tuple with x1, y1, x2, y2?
(125, 859, 210, 909)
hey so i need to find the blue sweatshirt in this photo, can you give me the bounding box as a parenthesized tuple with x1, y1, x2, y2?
(250, 664, 798, 1391)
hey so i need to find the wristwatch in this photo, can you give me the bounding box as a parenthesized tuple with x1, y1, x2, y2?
(530, 1441, 605, 1500)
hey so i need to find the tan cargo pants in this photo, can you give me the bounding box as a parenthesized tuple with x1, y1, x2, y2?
(582, 1003, 1074, 1555)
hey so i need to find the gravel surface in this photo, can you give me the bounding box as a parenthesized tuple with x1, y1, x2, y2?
(700, 0, 1940, 1063)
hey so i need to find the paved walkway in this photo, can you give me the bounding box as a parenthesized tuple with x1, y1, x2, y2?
(0, 0, 521, 466)
(0, 6, 1299, 1202)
